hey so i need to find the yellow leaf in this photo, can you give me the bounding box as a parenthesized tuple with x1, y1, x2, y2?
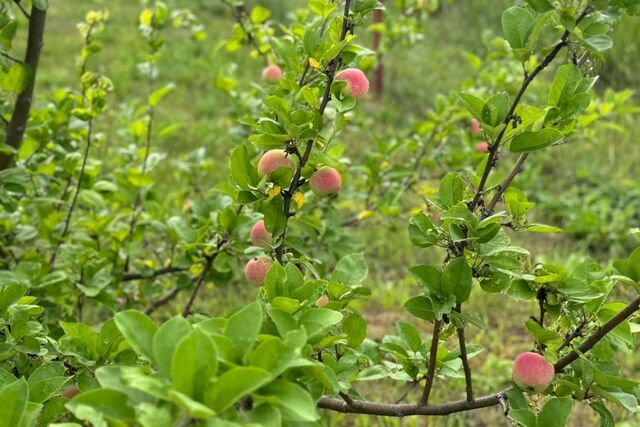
(293, 192, 305, 209)
(309, 57, 321, 69)
(144, 259, 155, 268)
(357, 210, 375, 221)
(268, 185, 281, 198)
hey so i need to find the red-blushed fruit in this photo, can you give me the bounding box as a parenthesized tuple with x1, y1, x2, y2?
(309, 167, 342, 196)
(244, 257, 272, 285)
(316, 295, 329, 307)
(512, 352, 555, 392)
(476, 141, 489, 153)
(335, 68, 369, 98)
(62, 387, 80, 399)
(262, 64, 282, 83)
(257, 149, 294, 177)
(470, 118, 482, 135)
(250, 220, 271, 247)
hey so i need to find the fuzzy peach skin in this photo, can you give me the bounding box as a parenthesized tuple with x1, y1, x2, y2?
(512, 352, 555, 392)
(257, 149, 293, 177)
(470, 118, 482, 135)
(262, 64, 282, 83)
(244, 257, 272, 285)
(309, 167, 342, 196)
(250, 220, 271, 247)
(334, 68, 370, 98)
(476, 141, 489, 152)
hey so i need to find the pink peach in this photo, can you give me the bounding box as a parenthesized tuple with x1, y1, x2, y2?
(257, 149, 294, 177)
(476, 141, 489, 153)
(335, 68, 369, 98)
(316, 295, 330, 307)
(309, 167, 341, 196)
(250, 220, 271, 247)
(470, 118, 482, 135)
(244, 257, 273, 285)
(512, 352, 555, 392)
(262, 64, 282, 83)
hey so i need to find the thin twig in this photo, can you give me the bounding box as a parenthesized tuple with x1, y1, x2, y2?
(455, 303, 474, 402)
(122, 265, 187, 282)
(182, 239, 228, 317)
(144, 286, 181, 315)
(483, 153, 529, 217)
(13, 0, 30, 20)
(468, 8, 590, 213)
(49, 120, 93, 270)
(419, 319, 442, 406)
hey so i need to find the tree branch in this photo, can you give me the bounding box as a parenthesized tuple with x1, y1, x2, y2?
(419, 319, 442, 406)
(468, 8, 589, 213)
(275, 0, 352, 262)
(483, 153, 529, 217)
(318, 293, 640, 417)
(182, 239, 228, 317)
(144, 285, 181, 315)
(455, 303, 474, 402)
(0, 6, 46, 170)
(49, 119, 93, 270)
(122, 265, 187, 282)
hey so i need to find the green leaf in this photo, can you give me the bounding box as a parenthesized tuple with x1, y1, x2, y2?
(508, 408, 537, 427)
(330, 253, 368, 286)
(148, 83, 175, 106)
(526, 0, 554, 12)
(510, 128, 564, 152)
(153, 316, 192, 377)
(206, 367, 272, 412)
(537, 396, 573, 427)
(548, 64, 583, 107)
(590, 402, 615, 427)
(224, 301, 262, 356)
(343, 313, 367, 347)
(168, 390, 216, 419)
(255, 380, 319, 422)
(250, 6, 271, 24)
(408, 212, 439, 248)
(445, 257, 473, 303)
(0, 379, 28, 427)
(32, 0, 49, 10)
(171, 328, 218, 400)
(114, 310, 158, 361)
(1, 62, 32, 95)
(525, 319, 562, 345)
(456, 92, 485, 118)
(438, 173, 464, 209)
(404, 296, 437, 322)
(584, 34, 613, 53)
(67, 389, 134, 421)
(396, 322, 422, 352)
(299, 308, 343, 339)
(230, 145, 259, 190)
(502, 6, 535, 49)
(409, 265, 444, 296)
(482, 92, 510, 127)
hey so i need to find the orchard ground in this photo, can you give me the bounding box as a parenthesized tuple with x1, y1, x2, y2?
(34, 1, 640, 426)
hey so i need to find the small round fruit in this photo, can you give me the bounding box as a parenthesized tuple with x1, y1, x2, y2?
(62, 387, 80, 399)
(335, 68, 369, 98)
(512, 352, 555, 392)
(250, 220, 271, 247)
(470, 118, 482, 135)
(262, 64, 282, 83)
(309, 167, 341, 196)
(244, 257, 273, 285)
(257, 149, 294, 177)
(476, 141, 489, 153)
(316, 295, 330, 307)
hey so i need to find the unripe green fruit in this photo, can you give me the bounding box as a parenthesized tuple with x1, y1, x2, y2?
(244, 257, 272, 285)
(335, 68, 370, 98)
(512, 352, 555, 392)
(262, 64, 282, 83)
(250, 220, 271, 247)
(309, 167, 342, 196)
(257, 149, 294, 177)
